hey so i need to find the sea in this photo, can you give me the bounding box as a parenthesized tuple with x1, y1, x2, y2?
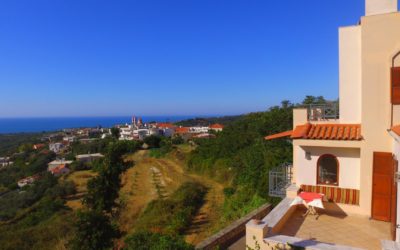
(0, 116, 197, 134)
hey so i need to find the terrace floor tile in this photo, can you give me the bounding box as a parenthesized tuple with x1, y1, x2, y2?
(278, 208, 391, 250)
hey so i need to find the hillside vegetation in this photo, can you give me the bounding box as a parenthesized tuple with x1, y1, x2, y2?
(0, 96, 333, 249)
(187, 96, 332, 222)
(175, 115, 241, 127)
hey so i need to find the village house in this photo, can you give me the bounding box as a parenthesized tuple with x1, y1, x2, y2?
(49, 164, 70, 176)
(0, 157, 13, 167)
(48, 159, 73, 170)
(17, 175, 40, 188)
(209, 123, 224, 132)
(189, 126, 209, 133)
(63, 135, 77, 143)
(75, 153, 104, 163)
(246, 1, 400, 249)
(119, 124, 134, 140)
(157, 123, 175, 137)
(49, 142, 68, 154)
(32, 143, 46, 150)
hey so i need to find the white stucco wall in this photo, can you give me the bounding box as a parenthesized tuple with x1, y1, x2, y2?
(295, 146, 361, 190)
(339, 26, 362, 123)
(359, 12, 400, 215)
(366, 0, 398, 16)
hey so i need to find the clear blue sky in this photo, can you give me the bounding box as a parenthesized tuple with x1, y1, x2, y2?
(0, 0, 366, 117)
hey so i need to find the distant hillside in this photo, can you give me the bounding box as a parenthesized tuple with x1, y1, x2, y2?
(174, 115, 242, 127)
(0, 133, 45, 156)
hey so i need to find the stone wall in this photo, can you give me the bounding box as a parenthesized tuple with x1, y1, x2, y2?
(195, 203, 272, 250)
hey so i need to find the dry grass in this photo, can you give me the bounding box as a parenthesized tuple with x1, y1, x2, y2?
(65, 170, 97, 193)
(117, 149, 226, 245)
(64, 170, 97, 210)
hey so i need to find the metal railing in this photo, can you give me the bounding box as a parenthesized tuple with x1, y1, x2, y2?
(269, 163, 293, 198)
(305, 103, 339, 121)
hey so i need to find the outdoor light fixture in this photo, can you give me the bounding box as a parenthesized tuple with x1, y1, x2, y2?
(305, 151, 311, 160)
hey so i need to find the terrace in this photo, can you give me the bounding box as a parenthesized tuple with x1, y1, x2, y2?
(246, 198, 392, 250)
(279, 207, 391, 250)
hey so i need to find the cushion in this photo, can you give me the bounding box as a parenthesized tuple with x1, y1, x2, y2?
(300, 185, 359, 205)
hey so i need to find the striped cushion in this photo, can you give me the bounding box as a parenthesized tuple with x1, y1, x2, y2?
(300, 185, 359, 205)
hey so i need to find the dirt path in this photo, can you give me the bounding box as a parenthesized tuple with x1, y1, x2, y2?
(118, 150, 226, 244)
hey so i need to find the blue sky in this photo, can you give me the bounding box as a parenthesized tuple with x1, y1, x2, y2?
(0, 0, 365, 117)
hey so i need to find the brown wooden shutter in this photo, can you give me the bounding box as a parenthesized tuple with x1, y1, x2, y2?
(392, 67, 400, 104)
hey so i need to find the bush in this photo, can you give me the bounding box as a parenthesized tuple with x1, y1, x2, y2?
(124, 231, 193, 250)
(143, 135, 162, 148)
(172, 136, 184, 145)
(20, 197, 65, 227)
(70, 210, 119, 250)
(135, 182, 207, 235)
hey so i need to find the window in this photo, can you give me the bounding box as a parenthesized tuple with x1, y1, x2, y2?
(317, 154, 338, 186)
(391, 67, 400, 104)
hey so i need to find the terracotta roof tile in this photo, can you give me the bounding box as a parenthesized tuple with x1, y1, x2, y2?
(291, 123, 311, 139)
(265, 123, 363, 141)
(210, 124, 224, 129)
(175, 127, 190, 134)
(305, 124, 362, 140)
(157, 123, 175, 129)
(264, 130, 293, 140)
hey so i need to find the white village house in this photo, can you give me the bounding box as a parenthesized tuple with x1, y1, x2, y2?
(75, 153, 104, 163)
(246, 1, 400, 249)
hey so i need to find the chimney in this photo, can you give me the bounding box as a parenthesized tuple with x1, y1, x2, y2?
(366, 0, 398, 16)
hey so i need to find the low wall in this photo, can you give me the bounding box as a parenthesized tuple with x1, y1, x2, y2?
(195, 203, 272, 250)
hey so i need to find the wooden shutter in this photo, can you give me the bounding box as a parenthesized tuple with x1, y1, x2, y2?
(392, 67, 400, 104)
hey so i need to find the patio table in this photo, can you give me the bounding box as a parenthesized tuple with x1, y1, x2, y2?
(290, 191, 325, 217)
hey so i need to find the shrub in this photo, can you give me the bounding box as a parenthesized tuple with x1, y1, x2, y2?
(70, 210, 119, 250)
(124, 231, 193, 250)
(135, 182, 207, 235)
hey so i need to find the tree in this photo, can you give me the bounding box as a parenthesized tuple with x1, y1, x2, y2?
(143, 135, 162, 148)
(70, 210, 119, 250)
(302, 95, 316, 105)
(110, 127, 120, 139)
(83, 140, 140, 212)
(172, 136, 184, 145)
(302, 95, 327, 105)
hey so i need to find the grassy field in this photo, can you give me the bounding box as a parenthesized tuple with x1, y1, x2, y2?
(63, 170, 97, 210)
(118, 147, 227, 245)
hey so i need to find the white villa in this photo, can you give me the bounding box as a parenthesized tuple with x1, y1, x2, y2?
(246, 1, 400, 249)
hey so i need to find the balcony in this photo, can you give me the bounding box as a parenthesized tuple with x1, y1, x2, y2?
(268, 163, 293, 198)
(305, 103, 339, 121)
